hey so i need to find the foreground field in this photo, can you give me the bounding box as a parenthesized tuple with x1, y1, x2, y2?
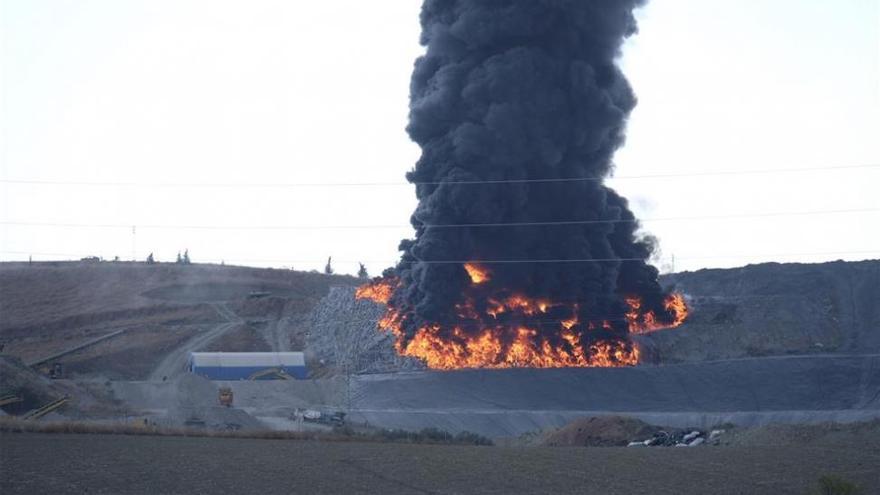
(2, 433, 878, 494)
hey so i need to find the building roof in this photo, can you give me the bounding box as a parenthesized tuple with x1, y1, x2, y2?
(189, 352, 305, 368)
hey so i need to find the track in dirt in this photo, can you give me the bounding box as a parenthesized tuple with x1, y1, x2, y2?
(148, 303, 242, 381)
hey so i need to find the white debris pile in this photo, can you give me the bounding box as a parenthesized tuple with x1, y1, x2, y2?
(628, 428, 725, 447)
(306, 286, 424, 374)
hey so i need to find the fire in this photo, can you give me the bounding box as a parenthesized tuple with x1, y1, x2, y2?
(625, 293, 689, 335)
(664, 293, 689, 327)
(395, 325, 639, 370)
(355, 278, 397, 305)
(356, 277, 687, 370)
(486, 295, 554, 318)
(464, 263, 490, 284)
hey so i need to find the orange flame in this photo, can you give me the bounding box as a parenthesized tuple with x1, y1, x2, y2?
(625, 293, 689, 334)
(355, 278, 398, 305)
(464, 263, 491, 284)
(356, 277, 688, 370)
(394, 325, 639, 370)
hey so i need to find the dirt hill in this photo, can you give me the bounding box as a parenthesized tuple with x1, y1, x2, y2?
(1, 259, 877, 378)
(541, 416, 659, 447)
(647, 260, 880, 363)
(0, 261, 360, 377)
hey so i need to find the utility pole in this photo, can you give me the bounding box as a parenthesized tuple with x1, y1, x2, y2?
(131, 225, 136, 262)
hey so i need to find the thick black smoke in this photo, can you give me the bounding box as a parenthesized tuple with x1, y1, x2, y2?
(389, 0, 675, 352)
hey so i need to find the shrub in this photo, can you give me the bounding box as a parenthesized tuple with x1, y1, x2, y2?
(817, 475, 860, 495)
(419, 427, 453, 443)
(454, 430, 494, 446)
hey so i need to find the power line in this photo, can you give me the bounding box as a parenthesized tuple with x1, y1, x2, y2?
(1, 163, 877, 188)
(387, 251, 880, 265)
(1, 207, 877, 231)
(3, 249, 877, 265)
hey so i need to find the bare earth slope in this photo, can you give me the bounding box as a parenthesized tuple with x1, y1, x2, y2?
(0, 261, 359, 377)
(648, 260, 880, 362)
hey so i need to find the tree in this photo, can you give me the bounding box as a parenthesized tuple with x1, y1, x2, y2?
(357, 263, 369, 279)
(183, 249, 191, 265)
(324, 256, 334, 275)
(146, 253, 155, 264)
(176, 252, 183, 264)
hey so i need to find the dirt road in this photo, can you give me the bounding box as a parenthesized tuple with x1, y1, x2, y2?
(2, 433, 877, 494)
(148, 303, 241, 381)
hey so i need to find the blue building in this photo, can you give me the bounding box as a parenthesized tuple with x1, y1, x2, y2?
(188, 352, 308, 380)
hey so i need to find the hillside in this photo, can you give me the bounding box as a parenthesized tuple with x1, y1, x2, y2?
(0, 261, 360, 376)
(1, 259, 877, 377)
(649, 260, 880, 362)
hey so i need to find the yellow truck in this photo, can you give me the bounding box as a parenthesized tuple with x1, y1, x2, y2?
(218, 387, 233, 407)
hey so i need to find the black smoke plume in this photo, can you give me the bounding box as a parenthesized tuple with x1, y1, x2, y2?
(386, 0, 677, 361)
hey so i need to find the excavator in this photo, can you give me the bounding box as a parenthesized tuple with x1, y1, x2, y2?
(217, 367, 295, 407)
(247, 367, 293, 381)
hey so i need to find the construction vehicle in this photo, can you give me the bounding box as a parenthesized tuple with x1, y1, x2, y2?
(49, 362, 64, 379)
(218, 386, 234, 407)
(248, 367, 292, 381)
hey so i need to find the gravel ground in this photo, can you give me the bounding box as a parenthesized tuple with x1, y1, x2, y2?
(2, 433, 878, 494)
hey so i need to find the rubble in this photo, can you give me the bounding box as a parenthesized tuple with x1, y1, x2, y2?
(630, 428, 719, 447)
(306, 286, 424, 374)
(682, 431, 701, 442)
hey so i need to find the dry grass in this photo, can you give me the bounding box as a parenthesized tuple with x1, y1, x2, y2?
(0, 417, 493, 446)
(0, 417, 352, 441)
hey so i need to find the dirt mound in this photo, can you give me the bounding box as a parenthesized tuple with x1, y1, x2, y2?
(650, 260, 880, 362)
(541, 416, 659, 447)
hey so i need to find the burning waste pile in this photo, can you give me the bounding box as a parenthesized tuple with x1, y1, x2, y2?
(357, 0, 688, 370)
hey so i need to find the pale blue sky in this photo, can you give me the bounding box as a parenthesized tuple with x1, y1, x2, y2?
(1, 0, 878, 275)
